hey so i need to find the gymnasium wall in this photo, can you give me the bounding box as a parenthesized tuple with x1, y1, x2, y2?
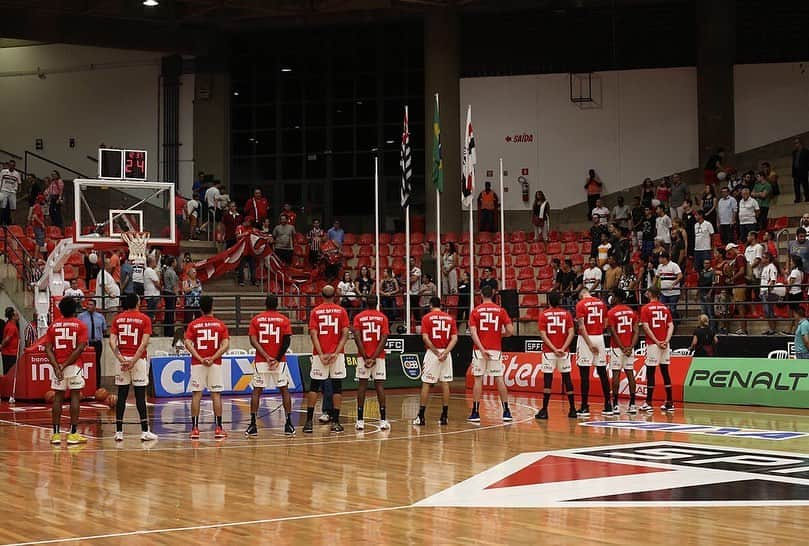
(734, 62, 809, 153)
(459, 68, 700, 211)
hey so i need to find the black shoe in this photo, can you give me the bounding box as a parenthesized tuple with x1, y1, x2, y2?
(438, 416, 448, 425)
(576, 405, 590, 417)
(331, 422, 344, 433)
(535, 408, 548, 420)
(284, 422, 295, 435)
(244, 423, 258, 437)
(303, 420, 313, 433)
(412, 415, 426, 426)
(567, 407, 579, 419)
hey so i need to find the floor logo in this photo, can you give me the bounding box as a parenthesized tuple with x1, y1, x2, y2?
(581, 420, 808, 441)
(416, 441, 809, 508)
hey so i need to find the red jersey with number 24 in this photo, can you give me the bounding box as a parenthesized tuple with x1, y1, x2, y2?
(421, 310, 457, 349)
(309, 303, 350, 354)
(469, 302, 512, 351)
(607, 305, 637, 349)
(185, 316, 230, 366)
(538, 307, 574, 352)
(45, 318, 88, 364)
(639, 301, 673, 343)
(353, 309, 389, 357)
(575, 296, 607, 336)
(249, 311, 292, 364)
(110, 310, 152, 358)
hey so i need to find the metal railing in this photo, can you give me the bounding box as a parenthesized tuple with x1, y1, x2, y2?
(1, 226, 43, 290)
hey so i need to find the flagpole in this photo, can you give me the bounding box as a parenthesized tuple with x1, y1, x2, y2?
(374, 152, 381, 309)
(499, 158, 506, 287)
(403, 105, 411, 334)
(436, 188, 442, 299)
(469, 190, 474, 320)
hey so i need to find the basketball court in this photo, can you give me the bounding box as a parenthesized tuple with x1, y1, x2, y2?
(1, 389, 808, 545)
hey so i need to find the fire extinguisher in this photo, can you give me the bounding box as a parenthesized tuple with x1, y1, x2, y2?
(519, 176, 530, 202)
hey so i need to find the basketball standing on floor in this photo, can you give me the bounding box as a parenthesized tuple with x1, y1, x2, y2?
(351, 295, 390, 431)
(575, 288, 613, 416)
(185, 295, 230, 439)
(606, 289, 639, 414)
(414, 297, 458, 425)
(535, 291, 578, 419)
(305, 285, 350, 434)
(109, 293, 158, 441)
(45, 297, 89, 445)
(246, 295, 295, 437)
(639, 286, 676, 412)
(468, 285, 514, 422)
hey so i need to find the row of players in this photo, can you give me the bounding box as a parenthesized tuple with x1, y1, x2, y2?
(41, 282, 673, 444)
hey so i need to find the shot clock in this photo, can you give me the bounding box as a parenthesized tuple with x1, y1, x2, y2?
(98, 148, 148, 181)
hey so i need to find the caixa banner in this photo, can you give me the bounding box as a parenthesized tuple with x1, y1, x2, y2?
(150, 355, 304, 397)
(465, 352, 692, 403)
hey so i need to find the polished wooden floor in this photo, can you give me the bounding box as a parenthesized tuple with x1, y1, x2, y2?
(1, 385, 808, 545)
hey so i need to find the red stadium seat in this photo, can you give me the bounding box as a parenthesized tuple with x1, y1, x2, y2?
(502, 278, 517, 290)
(8, 225, 24, 238)
(379, 233, 391, 244)
(532, 254, 548, 267)
(442, 232, 458, 243)
(768, 216, 788, 231)
(562, 231, 577, 242)
(520, 279, 537, 292)
(510, 231, 526, 243)
(581, 241, 591, 254)
(537, 265, 553, 280)
(496, 254, 512, 267)
(64, 225, 75, 238)
(459, 245, 469, 256)
(477, 232, 492, 243)
(479, 255, 494, 268)
(512, 242, 528, 255)
(68, 254, 83, 266)
(460, 256, 470, 268)
(294, 244, 307, 257)
(356, 256, 372, 268)
(391, 246, 405, 257)
(343, 233, 357, 245)
(358, 245, 373, 257)
(563, 242, 579, 254)
(392, 233, 405, 244)
(505, 268, 516, 281)
(528, 242, 545, 254)
(460, 232, 470, 243)
(445, 295, 459, 318)
(538, 278, 554, 292)
(478, 243, 494, 255)
(546, 231, 559, 242)
(578, 230, 590, 241)
(46, 226, 63, 239)
(426, 232, 437, 243)
(341, 246, 355, 258)
(513, 254, 529, 268)
(546, 242, 562, 255)
(520, 294, 539, 320)
(572, 255, 584, 266)
(410, 232, 424, 245)
(378, 245, 391, 256)
(517, 266, 534, 280)
(359, 233, 374, 245)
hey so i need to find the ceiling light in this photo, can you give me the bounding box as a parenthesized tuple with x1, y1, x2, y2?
(232, 91, 239, 96)
(143, 0, 159, 6)
(281, 67, 292, 73)
(386, 140, 395, 144)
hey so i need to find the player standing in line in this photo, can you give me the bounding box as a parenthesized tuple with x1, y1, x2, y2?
(413, 296, 458, 425)
(109, 293, 158, 441)
(468, 285, 515, 422)
(535, 291, 577, 419)
(606, 289, 639, 415)
(351, 295, 390, 431)
(46, 297, 89, 445)
(185, 295, 230, 439)
(639, 286, 675, 412)
(245, 294, 295, 437)
(574, 288, 613, 416)
(304, 285, 350, 434)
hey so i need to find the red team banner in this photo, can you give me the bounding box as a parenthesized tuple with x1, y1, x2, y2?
(465, 352, 692, 403)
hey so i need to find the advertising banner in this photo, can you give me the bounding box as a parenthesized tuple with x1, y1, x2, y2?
(296, 353, 425, 391)
(151, 354, 304, 397)
(684, 358, 809, 409)
(2, 347, 98, 400)
(464, 352, 692, 403)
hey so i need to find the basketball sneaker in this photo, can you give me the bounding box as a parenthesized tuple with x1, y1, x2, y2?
(303, 420, 314, 433)
(379, 420, 390, 430)
(355, 419, 365, 431)
(438, 416, 448, 426)
(331, 422, 344, 433)
(412, 415, 425, 426)
(467, 411, 481, 423)
(611, 405, 622, 416)
(535, 408, 548, 420)
(601, 404, 613, 415)
(244, 423, 258, 437)
(638, 403, 654, 412)
(502, 409, 513, 422)
(214, 426, 228, 439)
(318, 413, 331, 424)
(284, 422, 296, 435)
(660, 402, 675, 412)
(66, 433, 87, 445)
(576, 405, 590, 418)
(627, 404, 638, 414)
(114, 431, 124, 442)
(190, 427, 200, 440)
(140, 431, 158, 442)
(50, 433, 62, 445)
(567, 407, 579, 419)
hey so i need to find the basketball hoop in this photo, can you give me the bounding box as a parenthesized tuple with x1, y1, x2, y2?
(121, 231, 151, 264)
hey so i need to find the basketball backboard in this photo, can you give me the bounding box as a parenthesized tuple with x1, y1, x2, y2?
(73, 179, 176, 244)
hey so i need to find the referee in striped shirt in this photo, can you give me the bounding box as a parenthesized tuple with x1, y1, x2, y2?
(307, 219, 325, 266)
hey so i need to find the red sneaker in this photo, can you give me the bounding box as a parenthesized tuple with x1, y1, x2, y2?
(189, 427, 200, 440)
(214, 426, 227, 439)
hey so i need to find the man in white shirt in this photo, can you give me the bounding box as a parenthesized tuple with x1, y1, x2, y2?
(582, 257, 603, 293)
(63, 279, 85, 303)
(737, 187, 760, 242)
(0, 159, 22, 226)
(143, 256, 161, 327)
(655, 205, 672, 247)
(185, 194, 201, 239)
(693, 210, 715, 272)
(744, 230, 764, 285)
(95, 259, 120, 310)
(655, 252, 683, 316)
(200, 181, 227, 237)
(716, 186, 737, 245)
(591, 198, 610, 225)
(610, 196, 629, 229)
(759, 252, 780, 335)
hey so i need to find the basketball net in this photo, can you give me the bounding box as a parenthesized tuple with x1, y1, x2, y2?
(121, 231, 150, 280)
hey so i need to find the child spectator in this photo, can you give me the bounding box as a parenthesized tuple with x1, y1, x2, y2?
(30, 194, 46, 255)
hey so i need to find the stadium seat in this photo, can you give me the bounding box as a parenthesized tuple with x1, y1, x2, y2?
(64, 225, 75, 238)
(67, 254, 83, 266)
(426, 232, 437, 243)
(8, 225, 24, 238)
(356, 256, 372, 268)
(444, 295, 459, 318)
(495, 254, 512, 267)
(581, 241, 592, 254)
(46, 226, 63, 239)
(520, 294, 539, 320)
(537, 265, 553, 280)
(379, 232, 391, 244)
(768, 216, 788, 231)
(547, 242, 562, 255)
(563, 242, 579, 254)
(410, 232, 424, 245)
(343, 233, 357, 245)
(528, 242, 545, 254)
(572, 254, 584, 266)
(479, 255, 494, 268)
(546, 230, 559, 242)
(502, 278, 517, 290)
(460, 256, 470, 268)
(520, 279, 537, 292)
(391, 233, 405, 244)
(532, 254, 548, 267)
(562, 231, 577, 242)
(341, 246, 355, 258)
(510, 231, 526, 243)
(442, 232, 458, 243)
(578, 230, 590, 241)
(358, 245, 374, 257)
(538, 278, 553, 292)
(505, 268, 516, 281)
(478, 243, 494, 255)
(460, 232, 470, 243)
(359, 233, 374, 245)
(459, 245, 469, 256)
(391, 245, 405, 257)
(517, 266, 534, 280)
(514, 254, 530, 267)
(477, 232, 492, 243)
(378, 245, 390, 256)
(512, 242, 528, 255)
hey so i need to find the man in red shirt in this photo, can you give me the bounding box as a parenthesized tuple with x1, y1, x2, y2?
(282, 203, 297, 226)
(639, 286, 675, 412)
(305, 285, 350, 433)
(351, 295, 390, 431)
(109, 293, 157, 442)
(45, 297, 89, 445)
(536, 291, 577, 419)
(1, 307, 19, 374)
(243, 188, 269, 225)
(574, 288, 612, 416)
(606, 289, 639, 415)
(185, 295, 231, 439)
(246, 294, 294, 437)
(222, 201, 243, 248)
(468, 285, 514, 422)
(415, 297, 458, 425)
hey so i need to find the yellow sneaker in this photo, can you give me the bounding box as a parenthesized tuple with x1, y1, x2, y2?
(50, 433, 62, 445)
(66, 433, 88, 445)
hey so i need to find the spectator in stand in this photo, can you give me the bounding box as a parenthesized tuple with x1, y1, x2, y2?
(764, 231, 778, 259)
(30, 194, 46, 256)
(584, 169, 603, 220)
(759, 252, 781, 335)
(479, 266, 498, 296)
(639, 178, 654, 209)
(45, 171, 65, 229)
(681, 199, 697, 256)
(327, 219, 345, 248)
(704, 148, 725, 185)
(655, 205, 672, 249)
(0, 159, 21, 226)
(477, 181, 499, 232)
(591, 199, 610, 226)
(1, 307, 20, 375)
(338, 271, 358, 314)
(25, 174, 42, 224)
(630, 196, 644, 250)
(788, 228, 809, 273)
(671, 218, 688, 256)
(236, 217, 257, 286)
(724, 243, 748, 334)
(63, 279, 84, 304)
(554, 259, 576, 309)
(792, 138, 809, 203)
(640, 206, 656, 258)
(174, 193, 187, 234)
(603, 255, 623, 291)
(737, 187, 760, 242)
(716, 186, 737, 245)
(186, 192, 201, 240)
(655, 252, 682, 317)
(651, 237, 666, 267)
(793, 306, 809, 359)
(441, 242, 459, 295)
(787, 255, 805, 333)
(745, 230, 764, 296)
(582, 257, 602, 293)
(617, 261, 639, 307)
(357, 266, 373, 306)
(409, 257, 423, 324)
(418, 274, 437, 317)
(669, 174, 688, 220)
(222, 201, 243, 249)
(119, 254, 135, 296)
(751, 171, 772, 231)
(573, 263, 585, 294)
(281, 203, 297, 226)
(192, 171, 206, 198)
(697, 258, 716, 323)
(96, 259, 120, 311)
(244, 188, 269, 226)
(655, 177, 672, 211)
(306, 219, 325, 266)
(457, 270, 471, 324)
(670, 228, 686, 270)
(800, 214, 809, 231)
(161, 256, 179, 337)
(688, 314, 718, 356)
(201, 181, 226, 240)
(108, 249, 121, 284)
(144, 256, 161, 326)
(693, 210, 714, 272)
(272, 214, 295, 264)
(380, 267, 400, 322)
(531, 191, 550, 241)
(762, 161, 780, 197)
(589, 215, 607, 258)
(611, 196, 629, 229)
(699, 184, 717, 228)
(259, 217, 271, 234)
(596, 232, 611, 268)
